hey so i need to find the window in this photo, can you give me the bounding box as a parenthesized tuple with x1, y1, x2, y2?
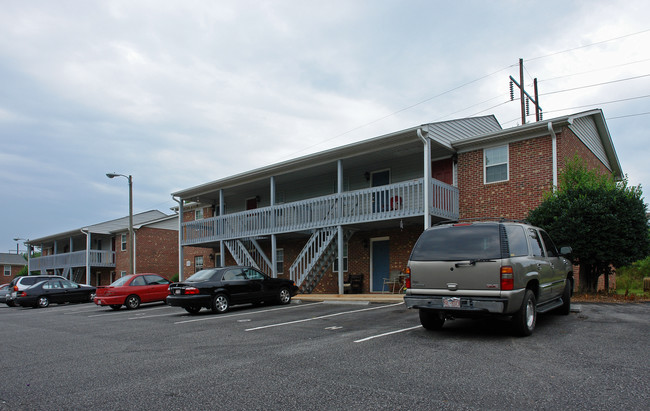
(244, 268, 265, 280)
(214, 252, 222, 268)
(505, 225, 529, 257)
(120, 271, 127, 278)
(131, 276, 146, 286)
(195, 256, 204, 272)
(121, 234, 127, 251)
(540, 231, 559, 257)
(4, 265, 10, 276)
(276, 249, 284, 274)
(527, 229, 545, 257)
(333, 243, 348, 272)
(484, 145, 508, 183)
(195, 209, 204, 220)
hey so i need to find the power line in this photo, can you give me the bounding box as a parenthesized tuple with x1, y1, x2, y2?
(607, 112, 650, 120)
(541, 94, 650, 114)
(541, 74, 650, 96)
(538, 58, 650, 83)
(526, 28, 650, 62)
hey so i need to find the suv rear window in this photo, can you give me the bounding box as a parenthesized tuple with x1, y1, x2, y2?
(410, 224, 502, 261)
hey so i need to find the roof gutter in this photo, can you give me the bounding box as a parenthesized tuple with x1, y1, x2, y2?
(548, 122, 558, 190)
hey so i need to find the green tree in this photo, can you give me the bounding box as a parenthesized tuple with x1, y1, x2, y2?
(527, 157, 649, 293)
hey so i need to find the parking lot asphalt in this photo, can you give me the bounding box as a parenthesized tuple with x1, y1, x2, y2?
(1, 300, 648, 410)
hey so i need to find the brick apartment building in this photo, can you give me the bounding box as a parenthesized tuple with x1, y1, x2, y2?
(1, 253, 27, 285)
(27, 210, 179, 285)
(171, 109, 621, 294)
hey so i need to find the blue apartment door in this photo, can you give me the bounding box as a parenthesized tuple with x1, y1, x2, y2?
(371, 240, 390, 292)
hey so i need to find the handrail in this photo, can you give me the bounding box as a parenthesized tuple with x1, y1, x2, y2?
(29, 250, 116, 271)
(182, 178, 458, 245)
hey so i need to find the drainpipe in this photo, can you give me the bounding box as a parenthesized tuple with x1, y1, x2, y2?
(80, 228, 90, 285)
(547, 122, 558, 190)
(172, 195, 185, 281)
(417, 128, 431, 230)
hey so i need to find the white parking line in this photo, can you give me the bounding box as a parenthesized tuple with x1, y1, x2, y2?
(353, 325, 422, 343)
(245, 302, 404, 331)
(174, 301, 325, 324)
(87, 305, 171, 318)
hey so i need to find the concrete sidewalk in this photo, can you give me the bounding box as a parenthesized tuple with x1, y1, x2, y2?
(294, 293, 405, 304)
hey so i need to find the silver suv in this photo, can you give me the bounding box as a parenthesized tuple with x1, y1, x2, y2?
(404, 220, 573, 336)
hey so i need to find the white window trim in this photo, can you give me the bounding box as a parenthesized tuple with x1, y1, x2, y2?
(484, 144, 509, 184)
(4, 265, 11, 276)
(334, 243, 348, 273)
(121, 234, 127, 252)
(276, 248, 284, 274)
(195, 209, 204, 220)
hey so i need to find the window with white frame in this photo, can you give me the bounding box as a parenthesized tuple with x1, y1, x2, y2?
(120, 271, 127, 278)
(121, 234, 127, 251)
(333, 243, 348, 272)
(276, 248, 284, 274)
(195, 208, 204, 220)
(195, 256, 204, 272)
(484, 145, 509, 183)
(4, 265, 10, 276)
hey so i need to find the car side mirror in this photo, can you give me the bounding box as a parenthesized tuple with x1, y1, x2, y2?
(559, 246, 572, 256)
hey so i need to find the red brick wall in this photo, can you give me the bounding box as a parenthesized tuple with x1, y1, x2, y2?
(134, 227, 179, 279)
(1, 264, 26, 285)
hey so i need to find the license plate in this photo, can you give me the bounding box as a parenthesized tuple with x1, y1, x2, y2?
(443, 297, 461, 308)
(174, 289, 181, 295)
(11, 292, 16, 298)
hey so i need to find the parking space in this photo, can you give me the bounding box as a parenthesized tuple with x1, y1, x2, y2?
(1, 301, 648, 410)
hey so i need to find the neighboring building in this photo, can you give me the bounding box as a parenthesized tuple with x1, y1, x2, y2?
(27, 210, 179, 286)
(171, 109, 622, 294)
(0, 253, 27, 285)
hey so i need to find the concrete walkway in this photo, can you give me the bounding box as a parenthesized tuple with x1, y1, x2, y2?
(294, 293, 405, 304)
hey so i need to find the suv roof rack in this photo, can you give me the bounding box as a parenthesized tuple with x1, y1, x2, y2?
(443, 217, 529, 224)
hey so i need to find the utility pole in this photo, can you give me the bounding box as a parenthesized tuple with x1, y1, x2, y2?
(509, 58, 542, 124)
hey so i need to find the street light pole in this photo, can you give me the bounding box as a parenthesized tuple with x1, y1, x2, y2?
(106, 173, 135, 275)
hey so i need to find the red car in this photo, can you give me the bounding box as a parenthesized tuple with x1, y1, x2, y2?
(94, 273, 171, 310)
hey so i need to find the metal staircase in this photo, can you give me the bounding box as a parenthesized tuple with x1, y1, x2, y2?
(223, 238, 273, 275)
(290, 227, 355, 293)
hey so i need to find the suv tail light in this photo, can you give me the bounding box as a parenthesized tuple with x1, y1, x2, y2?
(500, 266, 514, 290)
(404, 267, 411, 289)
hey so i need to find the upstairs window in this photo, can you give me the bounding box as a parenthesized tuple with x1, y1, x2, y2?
(121, 234, 127, 251)
(484, 145, 509, 183)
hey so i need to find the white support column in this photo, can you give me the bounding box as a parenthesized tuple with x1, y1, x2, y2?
(172, 196, 184, 281)
(270, 176, 277, 278)
(417, 129, 431, 229)
(84, 230, 91, 285)
(219, 190, 226, 268)
(337, 160, 344, 294)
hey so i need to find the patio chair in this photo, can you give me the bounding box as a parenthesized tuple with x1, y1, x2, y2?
(382, 269, 402, 293)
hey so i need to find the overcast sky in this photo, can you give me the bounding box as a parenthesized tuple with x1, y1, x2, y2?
(1, 0, 649, 254)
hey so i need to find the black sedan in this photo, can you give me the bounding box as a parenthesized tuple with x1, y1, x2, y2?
(16, 279, 96, 308)
(167, 266, 299, 314)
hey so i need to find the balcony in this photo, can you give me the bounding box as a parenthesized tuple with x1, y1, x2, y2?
(30, 250, 116, 272)
(182, 178, 458, 245)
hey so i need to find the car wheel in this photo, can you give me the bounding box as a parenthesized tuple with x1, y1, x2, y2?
(110, 305, 122, 310)
(557, 280, 571, 315)
(37, 296, 50, 309)
(185, 306, 201, 314)
(419, 309, 445, 330)
(211, 294, 230, 314)
(125, 295, 141, 310)
(512, 289, 536, 337)
(277, 287, 291, 305)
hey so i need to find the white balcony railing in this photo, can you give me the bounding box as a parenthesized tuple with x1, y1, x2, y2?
(182, 178, 458, 245)
(30, 250, 116, 272)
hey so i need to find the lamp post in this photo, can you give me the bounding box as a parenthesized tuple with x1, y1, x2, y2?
(13, 237, 29, 274)
(106, 173, 134, 275)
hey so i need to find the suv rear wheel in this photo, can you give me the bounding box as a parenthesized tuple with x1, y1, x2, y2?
(419, 309, 445, 330)
(512, 289, 536, 336)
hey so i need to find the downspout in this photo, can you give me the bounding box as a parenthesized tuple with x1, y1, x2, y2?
(80, 228, 90, 285)
(417, 128, 431, 230)
(172, 195, 184, 281)
(547, 122, 558, 190)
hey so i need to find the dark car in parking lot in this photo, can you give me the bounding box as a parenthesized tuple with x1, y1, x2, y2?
(15, 279, 96, 308)
(5, 275, 67, 307)
(167, 266, 299, 314)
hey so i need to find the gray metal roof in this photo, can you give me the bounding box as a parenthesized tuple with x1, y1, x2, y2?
(28, 210, 170, 244)
(172, 115, 501, 199)
(0, 253, 27, 266)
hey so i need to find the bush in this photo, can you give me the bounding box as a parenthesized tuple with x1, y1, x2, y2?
(616, 256, 650, 296)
